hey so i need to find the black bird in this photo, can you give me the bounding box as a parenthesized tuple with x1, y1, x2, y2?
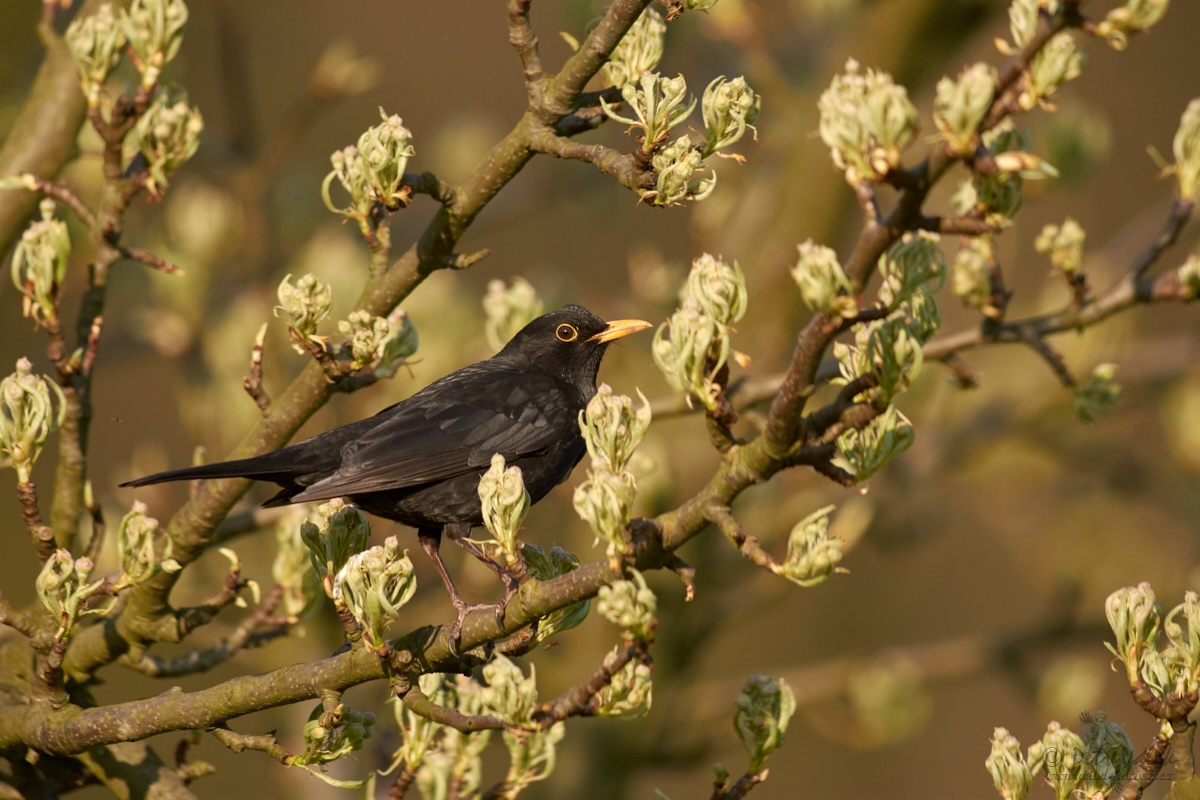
(123, 305, 651, 643)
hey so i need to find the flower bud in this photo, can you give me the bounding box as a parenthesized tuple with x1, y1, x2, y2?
(1169, 98, 1200, 200)
(498, 722, 565, 795)
(391, 673, 446, 771)
(733, 675, 795, 772)
(119, 0, 188, 88)
(573, 464, 637, 563)
(1041, 721, 1086, 800)
(579, 384, 651, 474)
(701, 75, 761, 158)
(792, 240, 856, 318)
(522, 544, 590, 643)
(36, 548, 114, 639)
(952, 237, 996, 312)
(1035, 218, 1086, 277)
(1103, 582, 1160, 686)
(985, 728, 1032, 800)
(648, 135, 715, 206)
(478, 454, 530, 567)
(301, 499, 371, 595)
(482, 654, 539, 725)
(122, 87, 203, 196)
(337, 309, 390, 370)
(10, 200, 71, 327)
(332, 536, 416, 652)
(818, 60, 917, 182)
(1074, 363, 1120, 423)
(686, 253, 747, 327)
(835, 405, 915, 482)
(597, 569, 656, 641)
(781, 505, 845, 587)
(1092, 0, 1169, 51)
(276, 273, 333, 352)
(66, 3, 126, 107)
(602, 7, 666, 89)
(1021, 32, 1083, 111)
(322, 109, 415, 219)
(602, 73, 696, 153)
(993, 151, 1059, 179)
(374, 307, 419, 378)
(294, 702, 376, 768)
(933, 63, 996, 155)
(484, 278, 543, 351)
(0, 359, 66, 483)
(594, 647, 653, 718)
(114, 501, 181, 590)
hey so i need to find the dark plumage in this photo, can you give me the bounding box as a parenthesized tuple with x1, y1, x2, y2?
(123, 305, 651, 643)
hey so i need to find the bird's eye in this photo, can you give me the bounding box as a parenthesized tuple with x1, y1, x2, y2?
(556, 323, 578, 342)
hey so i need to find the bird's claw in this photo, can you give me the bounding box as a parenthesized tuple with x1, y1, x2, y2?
(445, 598, 510, 658)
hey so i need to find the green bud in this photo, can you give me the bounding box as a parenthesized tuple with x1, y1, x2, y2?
(114, 501, 180, 591)
(602, 7, 666, 89)
(835, 405, 915, 483)
(337, 309, 390, 370)
(1093, 0, 1169, 50)
(522, 544, 590, 643)
(122, 87, 203, 196)
(374, 307, 419, 378)
(0, 359, 66, 483)
(1104, 582, 1161, 685)
(499, 723, 565, 796)
(594, 647, 653, 718)
(119, 0, 188, 89)
(483, 278, 543, 351)
(1169, 98, 1200, 200)
(1034, 218, 1086, 277)
(648, 135, 715, 206)
(992, 151, 1060, 179)
(1003, 0, 1039, 51)
(985, 728, 1032, 800)
(10, 199, 71, 327)
(818, 59, 917, 182)
(877, 230, 945, 310)
(333, 535, 416, 653)
(477, 454, 530, 568)
(1179, 254, 1200, 300)
(36, 548, 114, 639)
(293, 702, 376, 768)
(686, 253, 748, 327)
(1078, 711, 1135, 791)
(868, 319, 924, 403)
(482, 654, 539, 725)
(1041, 721, 1086, 800)
(792, 240, 856, 318)
(1021, 31, 1083, 111)
(66, 3, 126, 107)
(902, 285, 942, 344)
(733, 675, 795, 772)
(1164, 591, 1200, 693)
(602, 73, 696, 153)
(597, 569, 656, 641)
(579, 384, 652, 473)
(390, 673, 446, 772)
(1074, 363, 1120, 423)
(952, 237, 996, 312)
(573, 463, 637, 563)
(300, 499, 371, 596)
(321, 108, 415, 219)
(701, 75, 761, 158)
(780, 505, 845, 587)
(275, 273, 333, 352)
(934, 63, 996, 155)
(272, 507, 324, 621)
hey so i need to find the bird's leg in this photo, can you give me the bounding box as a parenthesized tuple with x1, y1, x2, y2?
(417, 525, 513, 655)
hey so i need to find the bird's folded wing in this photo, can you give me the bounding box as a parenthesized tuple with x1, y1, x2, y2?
(290, 374, 573, 501)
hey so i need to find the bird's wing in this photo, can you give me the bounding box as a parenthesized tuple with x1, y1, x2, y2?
(291, 368, 575, 500)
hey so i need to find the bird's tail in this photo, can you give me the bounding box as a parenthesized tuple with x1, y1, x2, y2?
(120, 454, 294, 489)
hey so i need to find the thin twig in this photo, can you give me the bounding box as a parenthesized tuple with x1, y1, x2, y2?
(241, 323, 270, 412)
(118, 245, 185, 275)
(16, 482, 57, 563)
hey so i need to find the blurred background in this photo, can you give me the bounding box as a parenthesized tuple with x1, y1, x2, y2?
(2, 0, 1199, 797)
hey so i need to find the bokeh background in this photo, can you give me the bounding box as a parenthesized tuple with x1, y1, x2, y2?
(2, 0, 1200, 798)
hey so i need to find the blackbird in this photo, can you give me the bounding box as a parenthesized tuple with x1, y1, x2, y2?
(123, 305, 651, 644)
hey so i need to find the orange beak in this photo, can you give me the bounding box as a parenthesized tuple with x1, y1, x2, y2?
(587, 319, 653, 344)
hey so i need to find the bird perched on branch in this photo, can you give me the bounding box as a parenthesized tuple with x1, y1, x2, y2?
(123, 305, 651, 646)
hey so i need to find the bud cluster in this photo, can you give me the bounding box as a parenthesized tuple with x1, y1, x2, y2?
(602, 73, 695, 154)
(120, 0, 189, 89)
(36, 549, 114, 640)
(123, 87, 204, 196)
(1092, 0, 1170, 51)
(733, 675, 796, 773)
(477, 454, 531, 571)
(818, 59, 918, 182)
(597, 568, 657, 642)
(1, 359, 66, 483)
(276, 273, 333, 354)
(600, 7, 666, 89)
(273, 507, 324, 620)
(933, 63, 996, 156)
(952, 237, 997, 314)
(653, 253, 748, 410)
(300, 499, 371, 597)
(834, 405, 916, 483)
(483, 278, 543, 351)
(293, 702, 376, 774)
(65, 4, 125, 107)
(701, 76, 761, 159)
(332, 535, 416, 653)
(10, 199, 70, 327)
(594, 646, 653, 718)
(1034, 218, 1086, 278)
(322, 109, 415, 222)
(791, 240, 856, 318)
(780, 506, 845, 587)
(114, 501, 181, 590)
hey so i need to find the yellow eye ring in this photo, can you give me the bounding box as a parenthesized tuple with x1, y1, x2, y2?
(555, 323, 578, 342)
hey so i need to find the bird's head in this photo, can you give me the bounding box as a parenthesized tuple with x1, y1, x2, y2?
(499, 305, 651, 389)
